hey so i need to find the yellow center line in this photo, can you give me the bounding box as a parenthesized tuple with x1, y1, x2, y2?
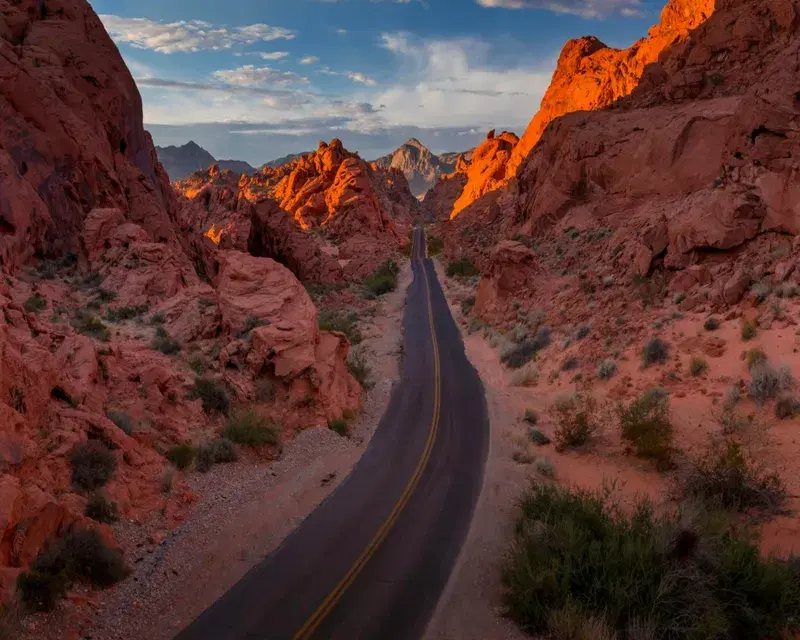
(292, 228, 441, 640)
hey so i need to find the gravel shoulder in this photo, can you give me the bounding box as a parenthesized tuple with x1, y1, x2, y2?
(21, 262, 412, 640)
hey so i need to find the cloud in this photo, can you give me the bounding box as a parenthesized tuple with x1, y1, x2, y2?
(320, 67, 377, 86)
(211, 65, 308, 87)
(235, 51, 290, 60)
(299, 56, 320, 64)
(474, 0, 643, 18)
(99, 15, 296, 54)
(135, 76, 311, 98)
(335, 28, 349, 35)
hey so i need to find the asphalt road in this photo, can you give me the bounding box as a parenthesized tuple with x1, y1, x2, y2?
(174, 227, 490, 640)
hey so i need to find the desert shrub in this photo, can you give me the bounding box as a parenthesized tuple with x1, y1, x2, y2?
(106, 304, 149, 323)
(602, 275, 615, 288)
(190, 377, 230, 414)
(84, 492, 117, 524)
(673, 292, 686, 304)
(106, 410, 133, 435)
(748, 363, 793, 404)
(741, 320, 757, 341)
(682, 440, 786, 512)
(69, 441, 116, 493)
(704, 316, 720, 331)
(775, 282, 798, 299)
(523, 408, 539, 425)
(510, 363, 538, 386)
(550, 393, 599, 451)
(446, 258, 479, 278)
(597, 360, 617, 380)
(689, 356, 708, 377)
(642, 337, 669, 367)
(318, 308, 361, 344)
(166, 444, 196, 470)
(224, 410, 279, 447)
(347, 347, 371, 388)
(72, 310, 110, 341)
(151, 326, 181, 355)
(24, 293, 47, 313)
(723, 384, 741, 411)
(460, 295, 476, 315)
(196, 438, 238, 472)
(751, 280, 771, 304)
(502, 483, 800, 640)
(575, 324, 591, 340)
(329, 418, 349, 437)
(188, 353, 207, 375)
(426, 234, 444, 256)
(561, 357, 579, 371)
(534, 456, 555, 478)
(775, 394, 800, 420)
(618, 388, 674, 467)
(746, 347, 767, 370)
(149, 312, 166, 325)
(364, 260, 399, 297)
(528, 428, 550, 446)
(512, 450, 534, 465)
(16, 570, 67, 612)
(501, 327, 551, 369)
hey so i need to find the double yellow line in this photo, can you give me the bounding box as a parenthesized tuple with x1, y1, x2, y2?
(293, 229, 442, 640)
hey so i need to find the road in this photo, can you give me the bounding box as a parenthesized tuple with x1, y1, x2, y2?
(175, 227, 490, 640)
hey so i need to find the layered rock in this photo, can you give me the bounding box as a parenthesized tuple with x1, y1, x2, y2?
(444, 0, 800, 323)
(372, 138, 458, 198)
(0, 0, 363, 598)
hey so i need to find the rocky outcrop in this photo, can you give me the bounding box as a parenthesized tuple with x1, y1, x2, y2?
(372, 138, 458, 198)
(156, 141, 256, 181)
(175, 140, 417, 280)
(444, 0, 800, 323)
(0, 0, 363, 600)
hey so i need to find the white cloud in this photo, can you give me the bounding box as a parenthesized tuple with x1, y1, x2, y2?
(299, 56, 320, 64)
(475, 0, 642, 18)
(99, 15, 296, 54)
(211, 65, 308, 87)
(320, 67, 377, 86)
(235, 51, 290, 60)
(335, 28, 349, 35)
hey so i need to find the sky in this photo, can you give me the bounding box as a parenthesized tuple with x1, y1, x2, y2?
(90, 0, 667, 164)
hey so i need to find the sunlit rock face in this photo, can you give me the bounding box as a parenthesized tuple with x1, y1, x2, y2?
(174, 140, 419, 281)
(440, 0, 800, 324)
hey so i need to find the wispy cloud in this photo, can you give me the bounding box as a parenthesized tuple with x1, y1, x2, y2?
(211, 65, 308, 87)
(99, 15, 296, 54)
(320, 67, 377, 86)
(234, 51, 290, 60)
(299, 56, 320, 64)
(474, 0, 643, 18)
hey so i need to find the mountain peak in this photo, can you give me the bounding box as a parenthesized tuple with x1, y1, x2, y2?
(403, 138, 427, 151)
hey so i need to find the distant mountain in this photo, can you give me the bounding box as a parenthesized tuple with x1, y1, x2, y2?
(155, 141, 256, 181)
(262, 151, 311, 169)
(372, 139, 470, 198)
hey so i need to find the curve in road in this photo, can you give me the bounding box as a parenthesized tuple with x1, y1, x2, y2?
(175, 227, 489, 640)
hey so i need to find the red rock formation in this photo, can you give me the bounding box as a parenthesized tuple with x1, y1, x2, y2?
(175, 140, 417, 280)
(0, 0, 363, 598)
(444, 0, 800, 324)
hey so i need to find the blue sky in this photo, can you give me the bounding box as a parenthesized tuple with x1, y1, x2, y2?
(91, 0, 666, 164)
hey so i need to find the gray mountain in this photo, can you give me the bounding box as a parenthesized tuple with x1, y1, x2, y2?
(155, 141, 256, 181)
(262, 151, 311, 169)
(372, 139, 468, 198)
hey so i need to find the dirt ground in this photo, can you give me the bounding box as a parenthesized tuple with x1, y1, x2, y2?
(425, 259, 800, 640)
(19, 262, 412, 640)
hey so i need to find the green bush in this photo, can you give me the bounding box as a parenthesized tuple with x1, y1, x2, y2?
(550, 394, 599, 451)
(152, 326, 181, 355)
(347, 347, 371, 388)
(18, 528, 129, 611)
(746, 347, 767, 370)
(24, 293, 47, 314)
(224, 410, 280, 447)
(741, 320, 757, 341)
(748, 363, 793, 404)
(775, 393, 800, 419)
(318, 308, 362, 344)
(72, 311, 110, 341)
(106, 304, 149, 323)
(597, 360, 617, 380)
(682, 440, 786, 512)
(642, 337, 669, 367)
(84, 492, 118, 524)
(704, 316, 720, 331)
(364, 260, 399, 297)
(329, 418, 349, 437)
(502, 483, 800, 640)
(501, 327, 551, 369)
(617, 388, 674, 468)
(575, 324, 591, 340)
(445, 257, 479, 278)
(460, 295, 476, 315)
(426, 234, 444, 256)
(166, 444, 196, 470)
(69, 441, 117, 493)
(523, 408, 539, 425)
(689, 356, 708, 377)
(191, 377, 230, 414)
(196, 438, 238, 472)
